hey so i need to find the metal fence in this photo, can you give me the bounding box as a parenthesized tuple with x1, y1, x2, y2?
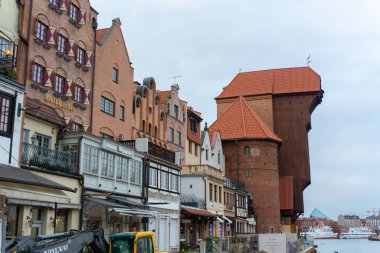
(21, 142, 78, 174)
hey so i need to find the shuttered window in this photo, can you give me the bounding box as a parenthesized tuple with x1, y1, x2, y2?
(35, 21, 48, 41)
(32, 63, 44, 84)
(57, 34, 67, 54)
(74, 85, 83, 103)
(55, 75, 64, 94)
(69, 4, 80, 22)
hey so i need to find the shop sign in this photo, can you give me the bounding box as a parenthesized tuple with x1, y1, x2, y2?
(45, 96, 74, 111)
(181, 219, 191, 224)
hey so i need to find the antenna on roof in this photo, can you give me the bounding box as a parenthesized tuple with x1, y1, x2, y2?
(169, 75, 181, 84)
(239, 68, 243, 73)
(306, 54, 312, 66)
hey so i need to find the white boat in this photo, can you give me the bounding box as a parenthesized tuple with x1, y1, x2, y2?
(301, 226, 338, 239)
(340, 226, 373, 239)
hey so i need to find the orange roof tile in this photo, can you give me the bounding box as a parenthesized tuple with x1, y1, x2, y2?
(216, 67, 321, 99)
(209, 97, 282, 142)
(96, 28, 109, 43)
(279, 176, 293, 210)
(156, 90, 171, 102)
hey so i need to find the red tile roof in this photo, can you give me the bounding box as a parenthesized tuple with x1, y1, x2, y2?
(96, 28, 109, 43)
(209, 97, 282, 142)
(279, 176, 293, 210)
(216, 67, 321, 99)
(25, 98, 66, 127)
(181, 206, 214, 217)
(156, 90, 171, 102)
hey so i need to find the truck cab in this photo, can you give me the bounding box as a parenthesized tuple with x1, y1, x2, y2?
(109, 231, 167, 253)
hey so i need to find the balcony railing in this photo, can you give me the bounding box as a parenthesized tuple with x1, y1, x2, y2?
(148, 142, 175, 163)
(119, 140, 135, 149)
(21, 142, 78, 174)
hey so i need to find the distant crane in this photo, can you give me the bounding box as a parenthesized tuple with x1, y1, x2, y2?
(366, 208, 379, 216)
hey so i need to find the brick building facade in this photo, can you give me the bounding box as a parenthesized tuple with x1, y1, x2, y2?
(92, 18, 134, 140)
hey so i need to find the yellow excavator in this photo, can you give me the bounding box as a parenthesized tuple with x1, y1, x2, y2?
(6, 229, 167, 253)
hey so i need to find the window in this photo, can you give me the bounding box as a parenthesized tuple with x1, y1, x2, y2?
(100, 132, 113, 139)
(57, 34, 67, 54)
(74, 85, 83, 103)
(170, 174, 178, 192)
(83, 144, 98, 174)
(55, 209, 68, 233)
(214, 185, 217, 202)
(206, 149, 209, 161)
(194, 145, 198, 156)
(0, 94, 12, 135)
(149, 168, 157, 187)
(160, 171, 169, 190)
(112, 67, 118, 82)
(219, 186, 222, 203)
(35, 133, 51, 149)
(69, 4, 80, 22)
(174, 105, 179, 119)
(62, 144, 78, 170)
(148, 124, 152, 135)
(218, 152, 221, 164)
(142, 120, 145, 132)
(119, 106, 124, 121)
(32, 63, 44, 84)
(154, 126, 157, 138)
(130, 160, 142, 184)
(169, 128, 174, 142)
(188, 141, 192, 154)
(54, 75, 64, 94)
(101, 151, 114, 178)
(209, 183, 212, 201)
(177, 131, 181, 145)
(136, 236, 154, 253)
(35, 21, 48, 41)
(244, 146, 249, 156)
(246, 169, 253, 177)
(0, 36, 12, 58)
(190, 119, 197, 132)
(116, 157, 129, 181)
(49, 0, 59, 7)
(76, 47, 85, 64)
(100, 96, 115, 116)
(72, 122, 83, 131)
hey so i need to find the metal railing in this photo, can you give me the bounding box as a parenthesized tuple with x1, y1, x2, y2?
(148, 142, 175, 163)
(21, 142, 78, 174)
(0, 43, 17, 70)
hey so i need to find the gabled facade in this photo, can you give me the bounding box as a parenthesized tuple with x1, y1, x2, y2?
(185, 107, 202, 165)
(92, 18, 134, 140)
(157, 84, 187, 164)
(132, 77, 167, 147)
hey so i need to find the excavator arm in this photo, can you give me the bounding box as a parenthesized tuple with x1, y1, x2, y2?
(6, 229, 109, 253)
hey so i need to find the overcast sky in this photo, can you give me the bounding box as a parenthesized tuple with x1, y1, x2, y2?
(91, 0, 380, 219)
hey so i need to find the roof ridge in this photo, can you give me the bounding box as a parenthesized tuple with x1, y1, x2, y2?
(239, 97, 246, 136)
(240, 98, 282, 142)
(208, 98, 241, 130)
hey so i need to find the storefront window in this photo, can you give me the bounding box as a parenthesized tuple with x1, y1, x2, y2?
(55, 209, 68, 233)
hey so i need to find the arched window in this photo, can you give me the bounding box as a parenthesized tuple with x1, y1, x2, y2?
(113, 64, 118, 83)
(148, 123, 152, 135)
(154, 126, 158, 138)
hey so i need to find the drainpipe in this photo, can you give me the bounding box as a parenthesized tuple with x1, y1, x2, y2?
(235, 140, 239, 186)
(23, 0, 33, 85)
(90, 16, 97, 133)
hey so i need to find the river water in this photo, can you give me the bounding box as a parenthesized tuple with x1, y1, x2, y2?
(314, 238, 379, 253)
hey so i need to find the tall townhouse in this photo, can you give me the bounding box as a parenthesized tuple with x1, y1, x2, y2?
(157, 84, 187, 164)
(11, 0, 98, 235)
(132, 77, 181, 253)
(211, 67, 323, 233)
(92, 18, 134, 140)
(0, 0, 83, 237)
(181, 126, 232, 246)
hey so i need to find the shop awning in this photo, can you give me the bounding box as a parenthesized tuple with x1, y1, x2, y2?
(108, 195, 147, 209)
(181, 206, 214, 217)
(223, 215, 233, 224)
(0, 164, 76, 192)
(216, 216, 224, 223)
(85, 197, 126, 208)
(7, 198, 81, 209)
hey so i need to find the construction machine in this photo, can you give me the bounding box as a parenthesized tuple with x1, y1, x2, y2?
(6, 230, 166, 253)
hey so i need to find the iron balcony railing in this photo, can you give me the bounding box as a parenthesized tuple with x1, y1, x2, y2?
(21, 142, 78, 174)
(0, 43, 17, 70)
(120, 140, 175, 164)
